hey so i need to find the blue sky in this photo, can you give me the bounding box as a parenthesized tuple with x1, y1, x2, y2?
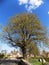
(0, 0, 49, 53)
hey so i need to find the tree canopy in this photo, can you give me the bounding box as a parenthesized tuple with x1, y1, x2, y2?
(3, 13, 47, 58)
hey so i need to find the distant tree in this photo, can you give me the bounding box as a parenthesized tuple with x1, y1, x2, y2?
(3, 13, 47, 59)
(42, 50, 47, 58)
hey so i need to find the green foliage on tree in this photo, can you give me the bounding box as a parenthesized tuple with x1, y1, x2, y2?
(3, 13, 47, 59)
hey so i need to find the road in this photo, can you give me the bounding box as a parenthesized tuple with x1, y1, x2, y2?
(0, 62, 18, 65)
(0, 59, 21, 65)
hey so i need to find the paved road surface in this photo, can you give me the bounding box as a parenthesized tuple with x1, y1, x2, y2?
(0, 62, 18, 65)
(0, 59, 20, 65)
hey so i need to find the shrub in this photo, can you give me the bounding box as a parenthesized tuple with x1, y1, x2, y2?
(0, 53, 4, 59)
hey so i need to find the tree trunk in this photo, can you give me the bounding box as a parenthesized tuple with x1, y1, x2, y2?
(42, 57, 44, 65)
(21, 46, 26, 59)
(34, 54, 36, 58)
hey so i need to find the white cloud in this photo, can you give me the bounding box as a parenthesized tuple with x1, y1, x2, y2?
(18, 0, 28, 5)
(48, 11, 49, 14)
(18, 0, 44, 12)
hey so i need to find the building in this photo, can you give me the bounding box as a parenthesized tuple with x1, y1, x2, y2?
(8, 50, 23, 60)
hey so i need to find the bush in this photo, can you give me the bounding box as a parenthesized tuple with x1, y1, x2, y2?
(0, 53, 4, 59)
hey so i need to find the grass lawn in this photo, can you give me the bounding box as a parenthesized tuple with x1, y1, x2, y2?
(30, 59, 42, 65)
(27, 57, 49, 65)
(27, 57, 42, 65)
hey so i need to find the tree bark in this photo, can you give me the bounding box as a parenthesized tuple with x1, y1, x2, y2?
(21, 46, 26, 59)
(42, 57, 44, 65)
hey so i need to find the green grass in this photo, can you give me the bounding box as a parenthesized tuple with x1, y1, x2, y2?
(30, 59, 42, 65)
(27, 57, 42, 65)
(27, 57, 49, 65)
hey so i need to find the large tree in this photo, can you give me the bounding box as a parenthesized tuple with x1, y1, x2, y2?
(3, 13, 47, 59)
